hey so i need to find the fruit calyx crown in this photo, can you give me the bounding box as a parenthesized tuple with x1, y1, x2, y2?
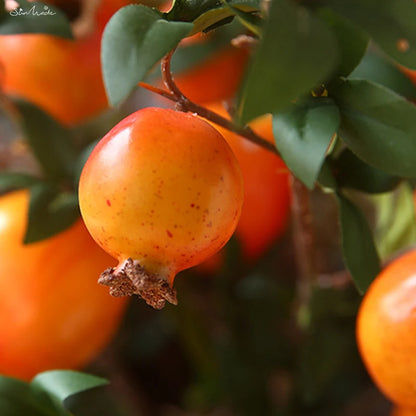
(98, 258, 177, 310)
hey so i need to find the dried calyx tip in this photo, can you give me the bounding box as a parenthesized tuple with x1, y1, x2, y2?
(98, 258, 177, 310)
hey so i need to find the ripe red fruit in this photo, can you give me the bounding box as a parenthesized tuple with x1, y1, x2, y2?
(79, 107, 244, 308)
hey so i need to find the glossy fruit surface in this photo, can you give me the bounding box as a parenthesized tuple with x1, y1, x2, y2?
(173, 46, 249, 104)
(356, 249, 416, 410)
(205, 103, 291, 261)
(0, 189, 127, 381)
(0, 0, 129, 125)
(79, 107, 243, 308)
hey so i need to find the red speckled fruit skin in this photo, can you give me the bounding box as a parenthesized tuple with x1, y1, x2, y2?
(79, 107, 244, 284)
(357, 249, 416, 411)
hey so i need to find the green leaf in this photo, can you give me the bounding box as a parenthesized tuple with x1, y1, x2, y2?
(165, 0, 221, 22)
(322, 0, 416, 69)
(374, 182, 416, 260)
(0, 172, 42, 194)
(350, 49, 416, 98)
(272, 98, 340, 189)
(331, 79, 416, 179)
(0, 0, 5, 19)
(336, 192, 381, 293)
(25, 183, 79, 243)
(166, 0, 259, 23)
(318, 8, 369, 77)
(0, 1, 72, 38)
(13, 99, 77, 181)
(31, 370, 108, 406)
(102, 5, 192, 105)
(238, 0, 339, 123)
(331, 149, 402, 194)
(317, 159, 338, 191)
(190, 7, 234, 34)
(228, 3, 261, 36)
(0, 376, 57, 416)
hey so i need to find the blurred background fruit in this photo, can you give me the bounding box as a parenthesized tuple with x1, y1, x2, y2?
(0, 0, 131, 125)
(0, 189, 128, 380)
(204, 102, 291, 263)
(357, 249, 416, 410)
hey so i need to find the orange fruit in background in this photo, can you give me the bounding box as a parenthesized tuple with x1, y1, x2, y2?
(79, 107, 243, 308)
(391, 407, 416, 416)
(0, 0, 131, 125)
(172, 45, 249, 105)
(356, 249, 416, 410)
(204, 103, 291, 262)
(0, 189, 128, 381)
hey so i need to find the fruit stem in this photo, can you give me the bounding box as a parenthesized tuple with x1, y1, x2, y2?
(138, 82, 175, 101)
(140, 50, 280, 156)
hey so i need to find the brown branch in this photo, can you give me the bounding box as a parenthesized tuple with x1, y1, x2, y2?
(139, 82, 175, 101)
(141, 51, 281, 156)
(290, 176, 317, 323)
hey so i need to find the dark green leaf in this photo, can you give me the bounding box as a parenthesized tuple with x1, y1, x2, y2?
(0, 0, 5, 19)
(0, 172, 42, 194)
(165, 0, 221, 22)
(350, 50, 416, 98)
(227, 3, 261, 36)
(0, 376, 57, 416)
(190, 7, 234, 34)
(31, 371, 108, 405)
(336, 192, 381, 293)
(374, 183, 416, 260)
(166, 0, 259, 22)
(238, 0, 338, 123)
(102, 5, 192, 105)
(332, 149, 401, 194)
(190, 2, 259, 35)
(0, 1, 72, 38)
(318, 8, 369, 77)
(317, 159, 338, 190)
(25, 183, 79, 243)
(13, 99, 77, 181)
(322, 0, 416, 69)
(272, 98, 340, 189)
(331, 79, 416, 179)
